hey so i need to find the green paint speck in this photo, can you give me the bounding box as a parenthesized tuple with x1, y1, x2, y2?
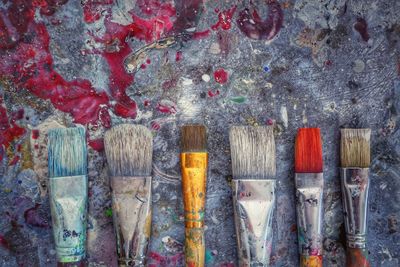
(104, 208, 113, 217)
(205, 249, 214, 264)
(230, 96, 246, 104)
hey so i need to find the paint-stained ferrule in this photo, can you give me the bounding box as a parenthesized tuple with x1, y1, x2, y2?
(181, 152, 208, 267)
(111, 176, 152, 267)
(232, 179, 276, 267)
(49, 175, 88, 263)
(340, 168, 370, 249)
(295, 173, 324, 261)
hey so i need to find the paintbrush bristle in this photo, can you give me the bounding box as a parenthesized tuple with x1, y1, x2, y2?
(340, 128, 371, 168)
(295, 128, 323, 173)
(48, 127, 87, 178)
(229, 126, 276, 179)
(104, 124, 153, 177)
(181, 125, 207, 152)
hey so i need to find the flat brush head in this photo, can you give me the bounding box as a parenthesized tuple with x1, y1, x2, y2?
(48, 127, 87, 178)
(295, 128, 323, 173)
(229, 126, 276, 179)
(181, 125, 207, 152)
(104, 124, 153, 177)
(340, 128, 371, 168)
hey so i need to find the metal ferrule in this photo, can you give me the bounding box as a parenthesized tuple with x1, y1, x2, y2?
(111, 176, 152, 267)
(295, 173, 324, 257)
(232, 179, 276, 267)
(49, 175, 88, 263)
(340, 168, 369, 248)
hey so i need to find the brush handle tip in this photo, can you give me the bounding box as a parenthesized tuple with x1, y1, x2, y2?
(346, 247, 370, 267)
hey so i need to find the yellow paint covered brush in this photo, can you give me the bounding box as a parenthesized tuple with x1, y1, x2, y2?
(180, 125, 208, 267)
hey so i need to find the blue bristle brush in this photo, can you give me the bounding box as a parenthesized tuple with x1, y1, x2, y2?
(48, 127, 88, 266)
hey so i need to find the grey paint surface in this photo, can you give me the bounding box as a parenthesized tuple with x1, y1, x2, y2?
(0, 0, 399, 266)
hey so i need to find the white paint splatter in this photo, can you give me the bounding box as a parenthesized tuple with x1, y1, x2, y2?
(202, 74, 210, 82)
(280, 106, 288, 128)
(181, 77, 193, 86)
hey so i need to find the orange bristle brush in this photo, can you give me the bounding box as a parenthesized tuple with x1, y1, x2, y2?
(294, 128, 324, 267)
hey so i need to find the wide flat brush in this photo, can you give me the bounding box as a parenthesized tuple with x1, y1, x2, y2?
(229, 126, 276, 266)
(340, 129, 371, 267)
(180, 125, 208, 267)
(294, 128, 324, 267)
(48, 127, 88, 267)
(104, 124, 153, 267)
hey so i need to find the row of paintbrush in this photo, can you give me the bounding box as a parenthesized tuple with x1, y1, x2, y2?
(47, 125, 371, 267)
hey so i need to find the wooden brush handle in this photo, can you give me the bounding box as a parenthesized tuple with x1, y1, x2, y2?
(181, 152, 208, 267)
(300, 255, 323, 267)
(346, 247, 370, 267)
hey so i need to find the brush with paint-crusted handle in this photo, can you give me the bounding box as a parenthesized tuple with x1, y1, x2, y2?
(229, 126, 276, 267)
(48, 127, 88, 267)
(294, 128, 324, 267)
(180, 125, 208, 267)
(340, 129, 371, 267)
(104, 124, 153, 267)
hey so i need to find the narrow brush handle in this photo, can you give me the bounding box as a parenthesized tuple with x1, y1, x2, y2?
(181, 152, 208, 267)
(346, 247, 370, 267)
(300, 255, 323, 267)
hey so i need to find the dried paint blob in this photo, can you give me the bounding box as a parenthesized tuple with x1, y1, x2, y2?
(211, 6, 237, 31)
(354, 18, 370, 42)
(214, 69, 229, 84)
(237, 1, 283, 40)
(202, 74, 211, 82)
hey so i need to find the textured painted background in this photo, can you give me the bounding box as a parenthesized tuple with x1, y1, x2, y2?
(0, 0, 399, 266)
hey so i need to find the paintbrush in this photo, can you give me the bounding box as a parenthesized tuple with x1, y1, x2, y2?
(104, 124, 153, 267)
(229, 126, 276, 266)
(180, 125, 208, 267)
(294, 128, 324, 267)
(48, 127, 88, 266)
(340, 129, 371, 267)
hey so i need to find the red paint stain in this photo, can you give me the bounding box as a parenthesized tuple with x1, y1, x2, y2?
(88, 138, 104, 152)
(31, 130, 40, 140)
(11, 109, 24, 122)
(192, 29, 211, 39)
(144, 100, 151, 107)
(176, 51, 183, 61)
(208, 89, 220, 97)
(150, 121, 161, 130)
(0, 235, 10, 251)
(137, 0, 175, 17)
(0, 98, 26, 161)
(162, 78, 178, 90)
(146, 58, 151, 64)
(0, 2, 110, 125)
(156, 102, 177, 114)
(211, 6, 237, 31)
(148, 251, 183, 267)
(354, 18, 370, 42)
(24, 204, 49, 228)
(325, 60, 333, 66)
(214, 68, 229, 84)
(140, 63, 147, 69)
(9, 155, 20, 166)
(237, 0, 283, 40)
(266, 118, 274, 125)
(81, 0, 113, 24)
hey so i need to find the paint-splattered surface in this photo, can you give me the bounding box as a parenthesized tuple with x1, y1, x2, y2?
(0, 0, 399, 266)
